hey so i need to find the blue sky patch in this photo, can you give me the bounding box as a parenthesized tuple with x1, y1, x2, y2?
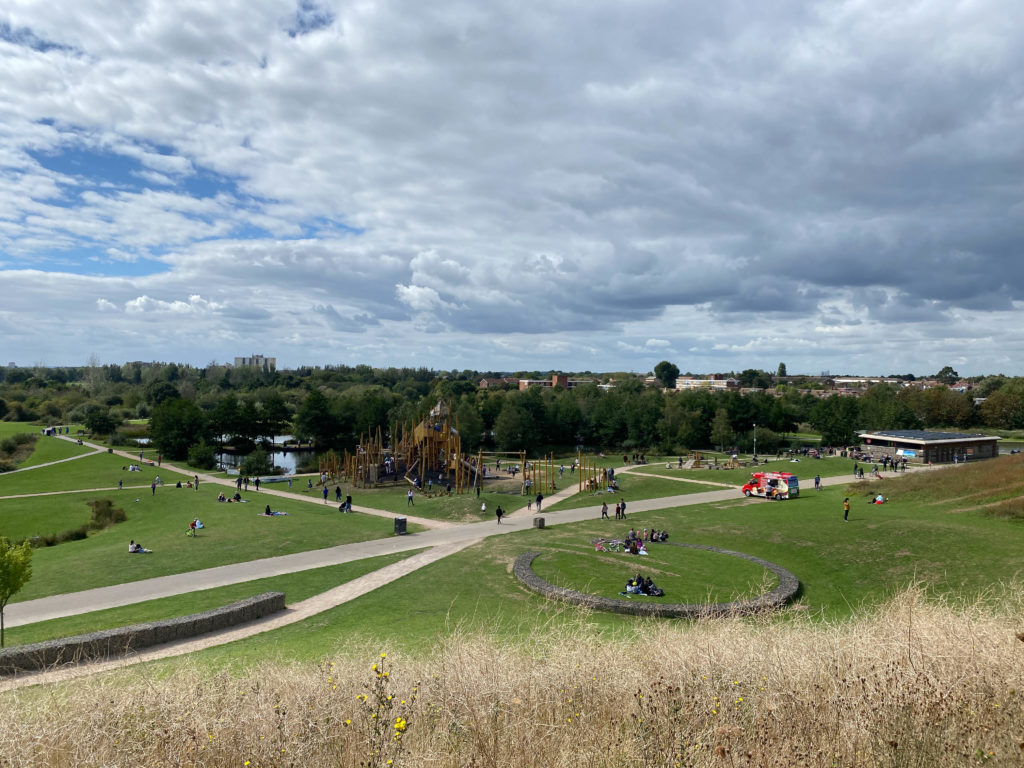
(286, 0, 335, 37)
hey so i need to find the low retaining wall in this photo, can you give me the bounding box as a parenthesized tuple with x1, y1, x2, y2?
(514, 544, 799, 618)
(0, 591, 285, 675)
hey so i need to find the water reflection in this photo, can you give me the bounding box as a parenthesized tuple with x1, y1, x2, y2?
(217, 449, 315, 475)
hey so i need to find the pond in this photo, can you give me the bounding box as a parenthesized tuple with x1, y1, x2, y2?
(217, 448, 316, 475)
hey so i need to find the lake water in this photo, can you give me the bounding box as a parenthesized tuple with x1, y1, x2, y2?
(217, 448, 316, 475)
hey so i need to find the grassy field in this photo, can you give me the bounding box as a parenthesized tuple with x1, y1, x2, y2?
(16, 435, 96, 467)
(4, 485, 423, 601)
(177, 456, 1024, 662)
(3, 433, 1024, 662)
(293, 473, 535, 523)
(531, 541, 776, 604)
(5, 430, 1024, 767)
(0, 449, 192, 494)
(2, 549, 422, 647)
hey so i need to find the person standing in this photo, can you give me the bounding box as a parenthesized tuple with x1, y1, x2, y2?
(118, 479, 123, 490)
(254, 477, 261, 492)
(600, 500, 609, 519)
(194, 474, 199, 492)
(322, 485, 328, 503)
(843, 497, 850, 521)
(536, 492, 543, 512)
(620, 499, 627, 518)
(407, 489, 414, 506)
(814, 474, 821, 491)
(495, 505, 504, 525)
(151, 480, 156, 496)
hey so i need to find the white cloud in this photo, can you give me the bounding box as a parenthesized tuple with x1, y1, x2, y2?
(0, 0, 1022, 374)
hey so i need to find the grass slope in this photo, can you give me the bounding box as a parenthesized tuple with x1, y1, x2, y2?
(6, 488, 422, 601)
(2, 549, 423, 647)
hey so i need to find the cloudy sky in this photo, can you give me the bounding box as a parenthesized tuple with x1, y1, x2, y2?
(1, 1, 1022, 376)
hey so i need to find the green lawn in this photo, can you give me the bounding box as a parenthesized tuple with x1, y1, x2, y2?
(2, 549, 423, 647)
(18, 436, 96, 468)
(0, 450, 192, 495)
(7, 448, 1024, 667)
(6, 488, 424, 601)
(180, 469, 1024, 661)
(548, 474, 715, 510)
(276, 474, 534, 523)
(531, 542, 775, 604)
(0, 422, 41, 437)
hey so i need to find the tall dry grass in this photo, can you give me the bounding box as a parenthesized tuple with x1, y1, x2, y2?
(2, 586, 1023, 767)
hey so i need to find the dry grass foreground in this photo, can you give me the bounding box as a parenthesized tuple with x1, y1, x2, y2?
(3, 587, 1024, 767)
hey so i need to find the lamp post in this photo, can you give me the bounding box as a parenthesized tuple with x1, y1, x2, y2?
(753, 423, 757, 460)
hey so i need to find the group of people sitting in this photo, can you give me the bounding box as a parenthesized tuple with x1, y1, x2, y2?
(186, 518, 204, 536)
(123, 464, 144, 472)
(128, 540, 151, 553)
(216, 492, 244, 503)
(624, 573, 664, 596)
(261, 505, 288, 516)
(627, 527, 669, 544)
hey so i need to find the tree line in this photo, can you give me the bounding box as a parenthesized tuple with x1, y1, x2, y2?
(2, 361, 1021, 463)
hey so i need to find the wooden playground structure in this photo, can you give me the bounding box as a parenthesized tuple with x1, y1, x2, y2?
(320, 400, 562, 497)
(576, 450, 619, 494)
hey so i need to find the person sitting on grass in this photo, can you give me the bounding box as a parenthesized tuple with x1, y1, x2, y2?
(128, 540, 151, 553)
(217, 492, 227, 502)
(643, 577, 664, 596)
(233, 491, 242, 502)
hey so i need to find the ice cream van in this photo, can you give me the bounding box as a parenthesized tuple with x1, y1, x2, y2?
(741, 471, 799, 500)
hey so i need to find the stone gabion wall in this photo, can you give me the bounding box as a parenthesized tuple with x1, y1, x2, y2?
(0, 591, 285, 676)
(514, 544, 799, 618)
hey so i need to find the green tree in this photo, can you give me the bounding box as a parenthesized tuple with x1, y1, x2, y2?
(83, 405, 120, 436)
(935, 366, 959, 386)
(144, 380, 179, 406)
(239, 447, 271, 477)
(710, 408, 734, 451)
(776, 362, 787, 378)
(294, 390, 341, 449)
(455, 400, 484, 453)
(260, 391, 291, 440)
(0, 536, 33, 647)
(811, 396, 861, 446)
(653, 361, 680, 389)
(187, 440, 218, 470)
(149, 398, 208, 460)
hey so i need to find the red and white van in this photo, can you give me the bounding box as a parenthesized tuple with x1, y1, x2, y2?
(741, 471, 799, 500)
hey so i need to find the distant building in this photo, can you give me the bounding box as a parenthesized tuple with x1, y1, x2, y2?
(479, 377, 519, 389)
(234, 354, 276, 372)
(859, 430, 999, 463)
(518, 374, 595, 391)
(674, 376, 739, 391)
(831, 377, 902, 389)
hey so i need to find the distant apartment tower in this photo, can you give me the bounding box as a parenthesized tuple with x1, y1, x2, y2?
(234, 354, 276, 372)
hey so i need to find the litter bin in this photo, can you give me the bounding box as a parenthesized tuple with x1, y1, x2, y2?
(533, 516, 545, 529)
(394, 517, 407, 535)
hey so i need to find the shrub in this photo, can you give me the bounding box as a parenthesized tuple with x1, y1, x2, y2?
(188, 441, 218, 470)
(239, 447, 271, 477)
(88, 499, 127, 529)
(0, 438, 16, 455)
